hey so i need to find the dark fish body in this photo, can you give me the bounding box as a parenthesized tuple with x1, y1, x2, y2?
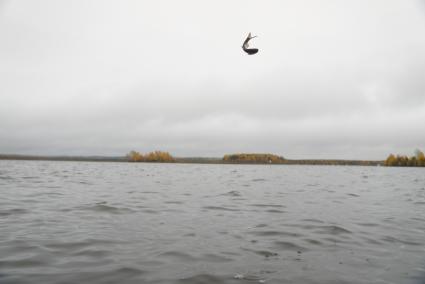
(244, 48, 258, 55)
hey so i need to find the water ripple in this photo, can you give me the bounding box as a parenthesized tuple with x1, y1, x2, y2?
(0, 161, 424, 284)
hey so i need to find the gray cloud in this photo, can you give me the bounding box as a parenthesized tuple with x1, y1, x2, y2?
(1, 0, 424, 159)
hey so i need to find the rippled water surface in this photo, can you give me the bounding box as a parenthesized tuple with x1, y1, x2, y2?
(1, 160, 425, 284)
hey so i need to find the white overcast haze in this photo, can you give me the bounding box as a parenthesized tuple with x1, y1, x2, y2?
(1, 0, 425, 159)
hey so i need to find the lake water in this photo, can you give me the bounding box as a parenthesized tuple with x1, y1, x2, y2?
(0, 160, 424, 284)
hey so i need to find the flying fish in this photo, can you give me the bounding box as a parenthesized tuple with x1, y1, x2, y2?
(242, 32, 258, 55)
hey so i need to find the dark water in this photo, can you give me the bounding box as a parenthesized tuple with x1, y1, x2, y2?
(1, 161, 425, 284)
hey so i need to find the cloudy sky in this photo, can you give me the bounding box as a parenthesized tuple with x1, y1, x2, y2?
(1, 0, 424, 159)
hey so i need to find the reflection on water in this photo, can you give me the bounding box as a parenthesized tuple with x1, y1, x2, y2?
(0, 160, 425, 284)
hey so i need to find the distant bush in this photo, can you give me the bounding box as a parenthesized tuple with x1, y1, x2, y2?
(223, 153, 285, 164)
(127, 151, 175, 163)
(384, 149, 425, 167)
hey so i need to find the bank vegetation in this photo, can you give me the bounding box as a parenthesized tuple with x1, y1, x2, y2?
(126, 151, 175, 163)
(384, 150, 425, 167)
(223, 153, 286, 164)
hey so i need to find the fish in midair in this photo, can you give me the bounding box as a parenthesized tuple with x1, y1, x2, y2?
(242, 32, 258, 55)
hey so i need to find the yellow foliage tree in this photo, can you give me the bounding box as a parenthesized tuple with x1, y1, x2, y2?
(384, 154, 397, 166)
(416, 149, 425, 167)
(127, 151, 143, 162)
(126, 150, 175, 163)
(385, 150, 425, 167)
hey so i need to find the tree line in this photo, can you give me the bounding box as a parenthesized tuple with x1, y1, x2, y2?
(384, 149, 425, 167)
(127, 151, 175, 162)
(222, 153, 286, 164)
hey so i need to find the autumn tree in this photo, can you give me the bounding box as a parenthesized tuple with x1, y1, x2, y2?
(415, 149, 425, 166)
(384, 154, 397, 166)
(144, 151, 175, 162)
(127, 151, 143, 162)
(126, 150, 175, 163)
(384, 150, 425, 167)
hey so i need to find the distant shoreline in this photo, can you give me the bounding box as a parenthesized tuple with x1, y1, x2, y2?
(0, 154, 384, 166)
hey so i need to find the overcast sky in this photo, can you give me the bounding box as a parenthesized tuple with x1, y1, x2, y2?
(1, 0, 425, 159)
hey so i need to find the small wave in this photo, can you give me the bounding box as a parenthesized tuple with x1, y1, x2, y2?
(163, 209, 185, 213)
(0, 175, 13, 180)
(158, 251, 198, 262)
(301, 218, 325, 224)
(273, 241, 308, 252)
(67, 267, 145, 283)
(202, 206, 240, 212)
(76, 203, 135, 214)
(21, 176, 38, 180)
(141, 209, 159, 214)
(220, 190, 241, 197)
(234, 273, 267, 282)
(164, 201, 184, 204)
(28, 191, 64, 197)
(0, 208, 29, 217)
(304, 238, 323, 245)
(0, 257, 47, 268)
(248, 230, 302, 238)
(45, 239, 121, 252)
(381, 236, 422, 246)
(72, 249, 110, 258)
(113, 267, 144, 276)
(356, 222, 379, 227)
(44, 241, 93, 251)
(255, 223, 268, 228)
(178, 274, 224, 283)
(322, 237, 346, 244)
(411, 217, 425, 222)
(250, 204, 285, 208)
(315, 225, 352, 235)
(243, 248, 278, 258)
(200, 253, 232, 263)
(361, 237, 383, 245)
(265, 209, 286, 213)
(136, 260, 164, 266)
